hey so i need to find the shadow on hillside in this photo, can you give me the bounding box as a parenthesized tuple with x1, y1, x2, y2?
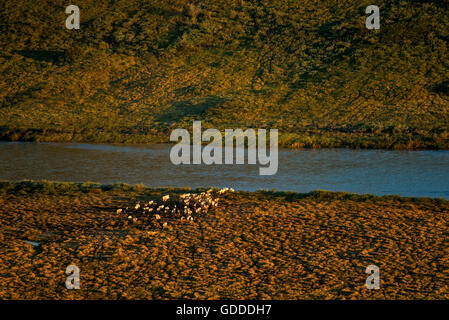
(15, 50, 65, 63)
(416, 0, 449, 8)
(432, 81, 449, 98)
(156, 96, 225, 123)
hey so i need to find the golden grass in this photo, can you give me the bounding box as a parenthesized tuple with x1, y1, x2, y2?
(0, 182, 448, 299)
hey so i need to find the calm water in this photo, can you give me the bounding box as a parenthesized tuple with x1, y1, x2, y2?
(1, 142, 448, 199)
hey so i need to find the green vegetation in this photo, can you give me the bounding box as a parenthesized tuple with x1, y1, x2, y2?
(1, 180, 447, 205)
(1, 0, 448, 149)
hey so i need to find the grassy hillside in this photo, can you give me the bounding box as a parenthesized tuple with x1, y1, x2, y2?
(1, 181, 448, 299)
(1, 0, 448, 149)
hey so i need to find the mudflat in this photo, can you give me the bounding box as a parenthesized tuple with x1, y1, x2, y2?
(1, 181, 448, 299)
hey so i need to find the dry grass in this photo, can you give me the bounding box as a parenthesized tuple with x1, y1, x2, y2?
(0, 182, 448, 299)
(1, 1, 449, 149)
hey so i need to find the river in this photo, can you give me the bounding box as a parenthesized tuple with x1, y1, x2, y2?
(1, 142, 448, 199)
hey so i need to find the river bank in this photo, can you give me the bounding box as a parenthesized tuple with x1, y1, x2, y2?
(1, 126, 448, 150)
(1, 181, 448, 299)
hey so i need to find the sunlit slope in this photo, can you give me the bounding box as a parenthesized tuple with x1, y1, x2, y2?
(1, 0, 448, 148)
